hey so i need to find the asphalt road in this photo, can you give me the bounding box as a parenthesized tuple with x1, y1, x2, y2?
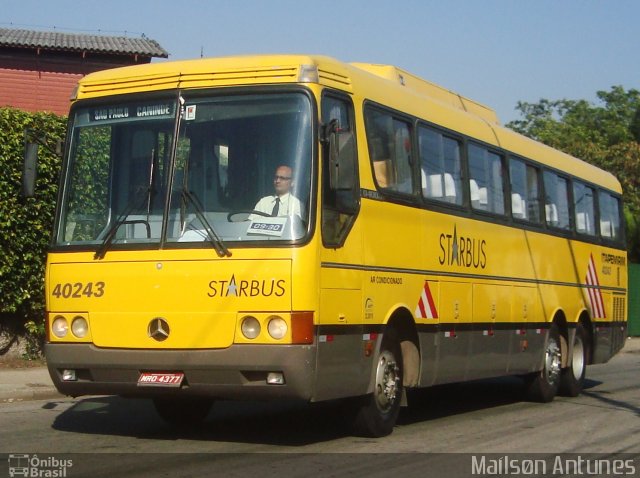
(1, 348, 638, 477)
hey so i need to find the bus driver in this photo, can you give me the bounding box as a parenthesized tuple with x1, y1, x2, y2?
(251, 165, 303, 218)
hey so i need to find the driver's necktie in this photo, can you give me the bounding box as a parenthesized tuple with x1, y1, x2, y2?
(271, 197, 280, 217)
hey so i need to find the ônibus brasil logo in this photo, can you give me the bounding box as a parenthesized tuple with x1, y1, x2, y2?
(8, 454, 73, 477)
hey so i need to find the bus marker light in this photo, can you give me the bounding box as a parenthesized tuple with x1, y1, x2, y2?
(298, 65, 319, 83)
(291, 311, 314, 344)
(364, 340, 374, 357)
(267, 372, 285, 385)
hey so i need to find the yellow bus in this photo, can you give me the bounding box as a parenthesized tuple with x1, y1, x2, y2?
(33, 55, 627, 437)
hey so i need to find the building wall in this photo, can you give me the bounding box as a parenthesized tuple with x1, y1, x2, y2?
(0, 51, 149, 115)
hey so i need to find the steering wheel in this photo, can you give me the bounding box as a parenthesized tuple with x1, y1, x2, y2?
(227, 210, 271, 222)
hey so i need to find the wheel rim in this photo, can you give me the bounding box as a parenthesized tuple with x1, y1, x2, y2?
(374, 349, 400, 412)
(545, 335, 562, 385)
(571, 334, 585, 381)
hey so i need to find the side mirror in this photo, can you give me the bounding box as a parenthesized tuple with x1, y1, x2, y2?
(22, 143, 39, 198)
(329, 130, 356, 191)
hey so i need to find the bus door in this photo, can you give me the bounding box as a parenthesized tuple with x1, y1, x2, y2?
(315, 93, 366, 401)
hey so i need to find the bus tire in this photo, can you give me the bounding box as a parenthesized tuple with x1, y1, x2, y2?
(153, 397, 213, 427)
(525, 323, 562, 403)
(559, 323, 588, 397)
(352, 327, 403, 437)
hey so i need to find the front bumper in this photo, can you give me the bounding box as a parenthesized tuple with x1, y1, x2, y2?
(45, 343, 316, 401)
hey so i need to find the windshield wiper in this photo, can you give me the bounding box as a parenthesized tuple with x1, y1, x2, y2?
(181, 188, 231, 257)
(94, 196, 147, 260)
(95, 146, 158, 260)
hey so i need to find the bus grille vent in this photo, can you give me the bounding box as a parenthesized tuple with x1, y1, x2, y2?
(613, 297, 626, 322)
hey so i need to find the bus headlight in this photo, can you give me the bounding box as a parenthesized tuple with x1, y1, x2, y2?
(267, 316, 288, 340)
(71, 316, 89, 338)
(241, 316, 261, 339)
(52, 316, 68, 338)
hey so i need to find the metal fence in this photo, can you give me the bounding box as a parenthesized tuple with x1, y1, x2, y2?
(629, 263, 640, 336)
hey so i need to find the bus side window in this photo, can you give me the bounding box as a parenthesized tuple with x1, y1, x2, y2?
(599, 191, 621, 241)
(419, 126, 462, 206)
(365, 107, 413, 195)
(468, 143, 505, 215)
(509, 158, 541, 222)
(509, 158, 527, 219)
(573, 181, 596, 236)
(543, 171, 571, 230)
(526, 163, 541, 222)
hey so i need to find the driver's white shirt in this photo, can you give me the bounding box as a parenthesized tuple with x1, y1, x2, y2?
(251, 193, 303, 219)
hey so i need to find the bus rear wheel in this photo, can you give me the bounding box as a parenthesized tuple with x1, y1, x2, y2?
(559, 323, 588, 397)
(525, 323, 562, 403)
(352, 327, 403, 437)
(153, 397, 213, 427)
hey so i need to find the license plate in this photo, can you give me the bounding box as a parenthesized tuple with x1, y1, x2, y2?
(137, 372, 184, 387)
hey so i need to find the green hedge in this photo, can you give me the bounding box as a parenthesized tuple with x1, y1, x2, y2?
(629, 264, 640, 336)
(0, 108, 65, 334)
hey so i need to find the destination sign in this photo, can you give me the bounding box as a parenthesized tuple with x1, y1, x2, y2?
(90, 103, 174, 122)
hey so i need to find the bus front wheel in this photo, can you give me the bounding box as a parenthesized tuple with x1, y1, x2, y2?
(525, 323, 562, 403)
(352, 327, 403, 437)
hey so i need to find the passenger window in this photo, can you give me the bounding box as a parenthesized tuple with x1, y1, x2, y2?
(598, 191, 621, 240)
(573, 181, 596, 236)
(468, 144, 505, 215)
(509, 158, 541, 222)
(365, 108, 414, 194)
(418, 126, 462, 205)
(543, 171, 570, 230)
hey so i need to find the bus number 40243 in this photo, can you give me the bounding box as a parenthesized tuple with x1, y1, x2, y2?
(52, 281, 105, 299)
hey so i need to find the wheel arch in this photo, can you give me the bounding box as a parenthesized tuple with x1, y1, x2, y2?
(577, 310, 594, 365)
(384, 306, 420, 388)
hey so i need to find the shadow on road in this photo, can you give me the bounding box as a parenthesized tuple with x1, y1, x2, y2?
(47, 375, 602, 445)
(50, 396, 352, 446)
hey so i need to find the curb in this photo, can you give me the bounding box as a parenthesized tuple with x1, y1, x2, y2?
(0, 388, 64, 403)
(622, 336, 640, 353)
(0, 367, 64, 403)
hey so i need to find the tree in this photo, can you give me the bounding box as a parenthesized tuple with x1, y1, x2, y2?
(506, 86, 640, 262)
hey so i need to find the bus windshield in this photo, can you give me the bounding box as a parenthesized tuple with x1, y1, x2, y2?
(56, 92, 313, 250)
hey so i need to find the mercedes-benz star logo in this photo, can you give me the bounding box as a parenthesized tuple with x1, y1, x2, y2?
(148, 317, 170, 342)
